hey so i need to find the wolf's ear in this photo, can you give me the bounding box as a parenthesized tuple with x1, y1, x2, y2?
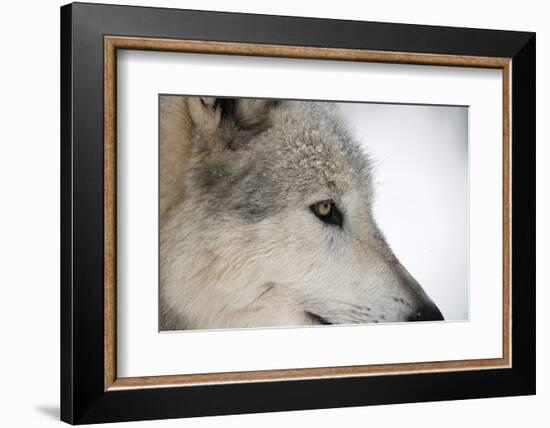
(187, 97, 224, 135)
(187, 97, 277, 145)
(233, 99, 278, 128)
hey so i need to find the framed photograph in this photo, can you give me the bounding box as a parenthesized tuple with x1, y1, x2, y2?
(60, 2, 535, 424)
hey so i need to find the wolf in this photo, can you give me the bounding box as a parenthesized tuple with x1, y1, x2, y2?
(159, 96, 444, 330)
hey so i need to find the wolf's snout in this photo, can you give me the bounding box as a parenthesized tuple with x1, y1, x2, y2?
(407, 303, 444, 322)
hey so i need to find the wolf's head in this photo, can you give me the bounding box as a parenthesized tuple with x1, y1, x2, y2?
(160, 97, 443, 330)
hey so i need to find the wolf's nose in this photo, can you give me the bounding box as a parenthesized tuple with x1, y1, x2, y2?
(407, 303, 444, 322)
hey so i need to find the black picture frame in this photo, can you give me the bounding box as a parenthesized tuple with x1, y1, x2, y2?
(61, 2, 535, 424)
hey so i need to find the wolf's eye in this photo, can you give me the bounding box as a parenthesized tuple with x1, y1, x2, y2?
(310, 200, 343, 227)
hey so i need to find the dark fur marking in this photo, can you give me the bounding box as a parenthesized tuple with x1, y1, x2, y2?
(197, 159, 285, 223)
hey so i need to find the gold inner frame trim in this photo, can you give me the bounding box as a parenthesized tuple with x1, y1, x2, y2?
(104, 35, 512, 391)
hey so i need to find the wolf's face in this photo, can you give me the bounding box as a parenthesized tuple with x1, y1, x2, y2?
(160, 97, 443, 330)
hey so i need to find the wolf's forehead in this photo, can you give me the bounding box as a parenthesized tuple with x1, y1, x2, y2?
(259, 102, 370, 189)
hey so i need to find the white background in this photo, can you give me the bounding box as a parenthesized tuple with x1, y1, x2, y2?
(342, 103, 469, 320)
(0, 0, 546, 427)
(118, 53, 499, 377)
